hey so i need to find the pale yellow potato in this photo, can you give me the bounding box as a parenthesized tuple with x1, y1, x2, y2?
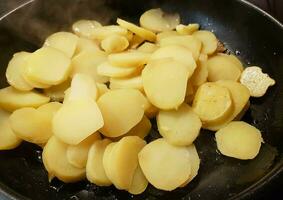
(97, 62, 139, 78)
(44, 32, 79, 58)
(192, 82, 232, 124)
(96, 83, 109, 97)
(42, 136, 85, 183)
(110, 76, 143, 91)
(215, 121, 263, 160)
(218, 53, 244, 71)
(137, 42, 158, 53)
(192, 31, 217, 55)
(90, 25, 128, 41)
(117, 18, 156, 42)
(176, 24, 199, 35)
(191, 58, 208, 86)
(102, 142, 116, 186)
(140, 8, 180, 32)
(6, 52, 33, 91)
(138, 138, 191, 191)
(97, 89, 146, 137)
(0, 86, 50, 112)
(207, 54, 241, 82)
(25, 47, 71, 85)
(108, 51, 150, 68)
(204, 80, 250, 131)
(53, 99, 104, 145)
(67, 132, 101, 168)
(142, 58, 190, 110)
(71, 50, 108, 83)
(75, 38, 100, 55)
(151, 45, 197, 75)
(0, 109, 22, 150)
(86, 139, 112, 186)
(72, 20, 102, 38)
(44, 79, 71, 102)
(37, 102, 62, 118)
(156, 31, 179, 43)
(159, 35, 202, 60)
(22, 72, 51, 89)
(128, 164, 148, 195)
(101, 35, 129, 53)
(157, 104, 201, 146)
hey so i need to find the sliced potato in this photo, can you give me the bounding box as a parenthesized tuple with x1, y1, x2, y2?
(128, 164, 148, 195)
(67, 132, 101, 168)
(110, 76, 143, 91)
(102, 142, 116, 186)
(75, 38, 100, 55)
(129, 35, 145, 49)
(42, 136, 85, 183)
(108, 51, 150, 68)
(37, 102, 62, 119)
(96, 83, 109, 97)
(0, 109, 22, 150)
(143, 97, 159, 119)
(192, 31, 217, 55)
(156, 31, 179, 43)
(218, 53, 244, 72)
(142, 58, 190, 110)
(215, 121, 263, 160)
(97, 62, 140, 78)
(22, 72, 51, 89)
(191, 58, 208, 86)
(6, 52, 33, 91)
(101, 35, 129, 53)
(72, 20, 102, 38)
(140, 8, 180, 32)
(90, 25, 128, 41)
(138, 138, 191, 191)
(0, 86, 49, 112)
(137, 42, 158, 53)
(176, 24, 199, 35)
(44, 79, 71, 102)
(157, 104, 201, 146)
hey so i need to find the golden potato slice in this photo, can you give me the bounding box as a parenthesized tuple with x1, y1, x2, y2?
(117, 18, 156, 42)
(97, 62, 139, 78)
(86, 139, 112, 186)
(75, 38, 100, 55)
(157, 104, 201, 146)
(53, 99, 104, 145)
(192, 31, 217, 55)
(128, 164, 148, 195)
(101, 35, 129, 53)
(156, 31, 179, 43)
(0, 109, 22, 150)
(67, 132, 101, 168)
(0, 86, 49, 112)
(110, 76, 143, 91)
(137, 42, 158, 53)
(151, 45, 197, 75)
(43, 79, 71, 102)
(108, 51, 150, 68)
(204, 80, 250, 130)
(191, 58, 208, 86)
(6, 52, 33, 91)
(90, 25, 128, 41)
(192, 82, 232, 124)
(97, 89, 146, 137)
(126, 31, 134, 42)
(42, 136, 85, 183)
(138, 138, 191, 191)
(207, 54, 241, 82)
(159, 35, 202, 60)
(72, 20, 102, 38)
(25, 47, 71, 85)
(129, 35, 144, 49)
(96, 83, 109, 97)
(142, 59, 190, 110)
(140, 8, 180, 32)
(71, 50, 108, 83)
(176, 24, 199, 35)
(218, 53, 244, 71)
(44, 32, 79, 58)
(215, 121, 263, 160)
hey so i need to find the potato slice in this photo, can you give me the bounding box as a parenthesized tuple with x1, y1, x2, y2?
(159, 35, 202, 60)
(110, 76, 143, 91)
(191, 58, 208, 86)
(128, 164, 148, 195)
(6, 52, 33, 91)
(218, 53, 244, 71)
(108, 51, 150, 68)
(90, 25, 128, 41)
(204, 80, 250, 130)
(42, 136, 85, 183)
(192, 82, 232, 124)
(72, 20, 102, 38)
(192, 31, 217, 55)
(129, 34, 145, 49)
(0, 86, 49, 112)
(176, 24, 199, 35)
(151, 45, 197, 75)
(102, 142, 116, 185)
(156, 31, 179, 43)
(117, 18, 156, 42)
(97, 62, 140, 78)
(75, 38, 100, 55)
(157, 104, 201, 146)
(138, 138, 191, 191)
(86, 139, 112, 186)
(71, 50, 108, 83)
(215, 121, 263, 160)
(137, 42, 158, 53)
(67, 132, 101, 168)
(207, 54, 241, 82)
(25, 47, 71, 85)
(101, 35, 129, 53)
(22, 72, 51, 89)
(44, 79, 71, 102)
(142, 58, 190, 110)
(97, 89, 146, 137)
(143, 97, 159, 119)
(53, 99, 104, 145)
(37, 102, 62, 118)
(140, 8, 180, 32)
(0, 109, 22, 150)
(96, 83, 109, 97)
(44, 32, 79, 58)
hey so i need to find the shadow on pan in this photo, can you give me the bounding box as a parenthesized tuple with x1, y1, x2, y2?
(0, 0, 283, 199)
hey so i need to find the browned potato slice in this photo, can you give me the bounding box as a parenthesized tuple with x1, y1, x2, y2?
(192, 31, 217, 55)
(101, 35, 129, 53)
(142, 59, 190, 110)
(97, 89, 146, 137)
(67, 132, 101, 168)
(86, 139, 112, 186)
(140, 8, 180, 32)
(75, 38, 100, 55)
(129, 34, 145, 49)
(97, 62, 140, 78)
(0, 87, 50, 112)
(138, 138, 191, 191)
(72, 20, 102, 38)
(109, 76, 143, 91)
(215, 121, 263, 160)
(90, 25, 128, 41)
(157, 104, 201, 146)
(137, 42, 158, 53)
(128, 164, 148, 195)
(0, 109, 22, 150)
(156, 31, 179, 43)
(44, 79, 71, 102)
(176, 24, 199, 35)
(42, 136, 85, 183)
(108, 51, 150, 68)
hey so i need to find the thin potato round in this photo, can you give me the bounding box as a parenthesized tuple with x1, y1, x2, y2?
(101, 35, 129, 53)
(192, 31, 217, 55)
(128, 165, 148, 195)
(191, 58, 208, 86)
(176, 24, 199, 35)
(72, 20, 102, 38)
(22, 72, 51, 89)
(75, 38, 100, 55)
(137, 42, 158, 53)
(43, 79, 71, 102)
(102, 142, 116, 186)
(109, 76, 143, 91)
(108, 51, 150, 68)
(97, 62, 139, 78)
(218, 53, 244, 72)
(90, 25, 128, 41)
(156, 31, 179, 43)
(129, 34, 145, 49)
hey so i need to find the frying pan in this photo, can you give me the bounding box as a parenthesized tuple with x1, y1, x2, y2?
(0, 0, 283, 199)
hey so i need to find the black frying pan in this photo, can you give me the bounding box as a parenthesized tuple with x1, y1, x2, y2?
(0, 0, 283, 199)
